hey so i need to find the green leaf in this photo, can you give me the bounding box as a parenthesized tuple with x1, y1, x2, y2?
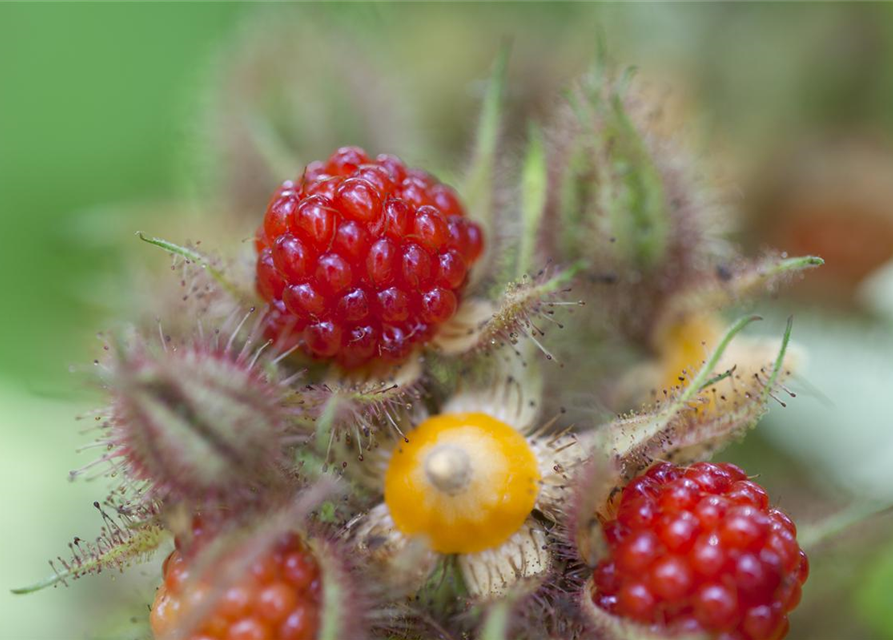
(857, 539, 893, 639)
(516, 123, 548, 279)
(462, 44, 509, 242)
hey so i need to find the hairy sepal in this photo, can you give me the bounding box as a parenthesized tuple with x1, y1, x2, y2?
(569, 448, 624, 567)
(581, 577, 708, 640)
(305, 358, 424, 472)
(602, 316, 795, 482)
(12, 503, 166, 595)
(88, 327, 296, 508)
(432, 265, 581, 360)
(514, 123, 549, 281)
(653, 254, 823, 339)
(556, 61, 670, 273)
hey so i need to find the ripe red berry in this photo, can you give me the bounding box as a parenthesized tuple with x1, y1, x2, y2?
(151, 532, 321, 640)
(255, 147, 484, 368)
(592, 462, 808, 640)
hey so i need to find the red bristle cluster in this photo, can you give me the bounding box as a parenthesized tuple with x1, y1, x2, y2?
(255, 146, 484, 368)
(151, 526, 321, 640)
(592, 462, 808, 640)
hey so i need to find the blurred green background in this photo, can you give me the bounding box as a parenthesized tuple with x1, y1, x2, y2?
(3, 4, 893, 639)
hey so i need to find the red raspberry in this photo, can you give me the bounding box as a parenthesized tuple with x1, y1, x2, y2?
(151, 532, 321, 640)
(592, 462, 808, 640)
(255, 147, 484, 368)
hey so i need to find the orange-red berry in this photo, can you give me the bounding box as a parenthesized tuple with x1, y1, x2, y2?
(256, 147, 484, 368)
(593, 462, 808, 640)
(151, 534, 320, 640)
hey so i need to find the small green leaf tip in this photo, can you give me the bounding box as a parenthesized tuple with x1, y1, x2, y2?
(137, 231, 241, 298)
(769, 255, 825, 274)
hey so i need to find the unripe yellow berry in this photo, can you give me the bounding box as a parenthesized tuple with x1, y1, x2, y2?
(384, 412, 540, 554)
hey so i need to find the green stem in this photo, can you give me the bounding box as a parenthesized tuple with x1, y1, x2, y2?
(480, 598, 512, 640)
(799, 502, 893, 550)
(759, 316, 794, 404)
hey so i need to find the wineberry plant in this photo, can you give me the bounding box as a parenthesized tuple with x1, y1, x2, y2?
(15, 48, 826, 640)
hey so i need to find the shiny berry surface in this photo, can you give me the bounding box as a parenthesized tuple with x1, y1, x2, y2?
(151, 533, 321, 640)
(255, 147, 484, 368)
(592, 462, 808, 640)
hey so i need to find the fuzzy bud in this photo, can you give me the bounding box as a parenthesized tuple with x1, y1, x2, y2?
(552, 81, 670, 273)
(103, 341, 292, 505)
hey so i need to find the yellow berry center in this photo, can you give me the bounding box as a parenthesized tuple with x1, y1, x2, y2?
(384, 412, 541, 554)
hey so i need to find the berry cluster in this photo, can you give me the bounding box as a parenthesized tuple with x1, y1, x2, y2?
(592, 462, 808, 640)
(256, 147, 484, 368)
(151, 531, 320, 640)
